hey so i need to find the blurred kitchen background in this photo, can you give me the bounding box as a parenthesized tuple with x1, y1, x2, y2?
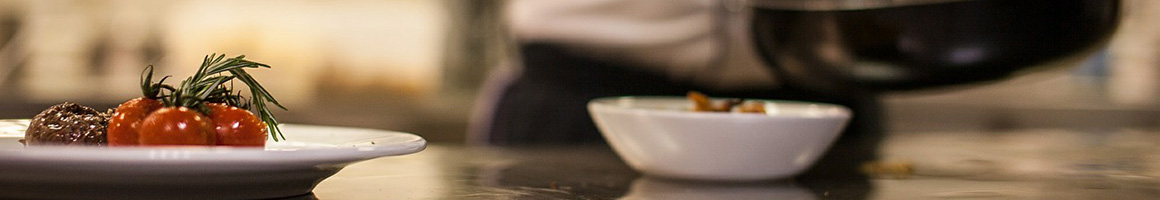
(0, 0, 508, 143)
(0, 0, 1157, 144)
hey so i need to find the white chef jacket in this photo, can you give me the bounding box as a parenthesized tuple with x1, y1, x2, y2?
(506, 0, 779, 90)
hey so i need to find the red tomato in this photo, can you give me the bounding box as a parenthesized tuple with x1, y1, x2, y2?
(207, 103, 267, 147)
(107, 97, 163, 146)
(137, 107, 216, 146)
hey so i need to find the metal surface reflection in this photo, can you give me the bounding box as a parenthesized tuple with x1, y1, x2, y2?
(305, 131, 1160, 200)
(873, 129, 1160, 199)
(621, 177, 816, 200)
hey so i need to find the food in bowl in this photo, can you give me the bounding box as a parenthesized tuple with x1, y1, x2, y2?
(686, 91, 765, 113)
(588, 96, 851, 181)
(23, 54, 284, 147)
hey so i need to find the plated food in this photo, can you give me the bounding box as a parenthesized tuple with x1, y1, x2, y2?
(0, 120, 428, 200)
(3, 54, 428, 199)
(22, 54, 284, 147)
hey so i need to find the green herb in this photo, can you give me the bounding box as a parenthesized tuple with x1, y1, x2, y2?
(142, 54, 288, 141)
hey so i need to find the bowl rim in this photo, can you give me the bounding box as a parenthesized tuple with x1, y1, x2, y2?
(587, 96, 852, 119)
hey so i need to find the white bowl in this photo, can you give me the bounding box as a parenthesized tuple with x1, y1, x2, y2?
(588, 96, 851, 181)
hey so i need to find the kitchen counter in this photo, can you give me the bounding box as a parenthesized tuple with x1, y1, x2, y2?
(296, 126, 1160, 199)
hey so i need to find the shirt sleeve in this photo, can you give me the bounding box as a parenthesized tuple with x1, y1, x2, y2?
(507, 0, 778, 89)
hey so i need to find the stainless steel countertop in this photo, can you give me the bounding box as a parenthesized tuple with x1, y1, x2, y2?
(294, 126, 1160, 199)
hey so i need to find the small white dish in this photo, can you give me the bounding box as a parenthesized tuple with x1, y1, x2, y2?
(0, 119, 426, 200)
(589, 96, 851, 181)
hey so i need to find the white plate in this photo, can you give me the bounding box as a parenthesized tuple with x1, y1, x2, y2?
(0, 119, 426, 200)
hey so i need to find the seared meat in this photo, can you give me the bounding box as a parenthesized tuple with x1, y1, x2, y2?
(23, 102, 110, 145)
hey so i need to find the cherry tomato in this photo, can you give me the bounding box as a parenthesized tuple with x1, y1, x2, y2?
(107, 97, 163, 146)
(207, 103, 267, 147)
(137, 107, 216, 146)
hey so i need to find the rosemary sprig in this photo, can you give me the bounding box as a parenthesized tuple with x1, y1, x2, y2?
(160, 54, 288, 141)
(228, 68, 287, 141)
